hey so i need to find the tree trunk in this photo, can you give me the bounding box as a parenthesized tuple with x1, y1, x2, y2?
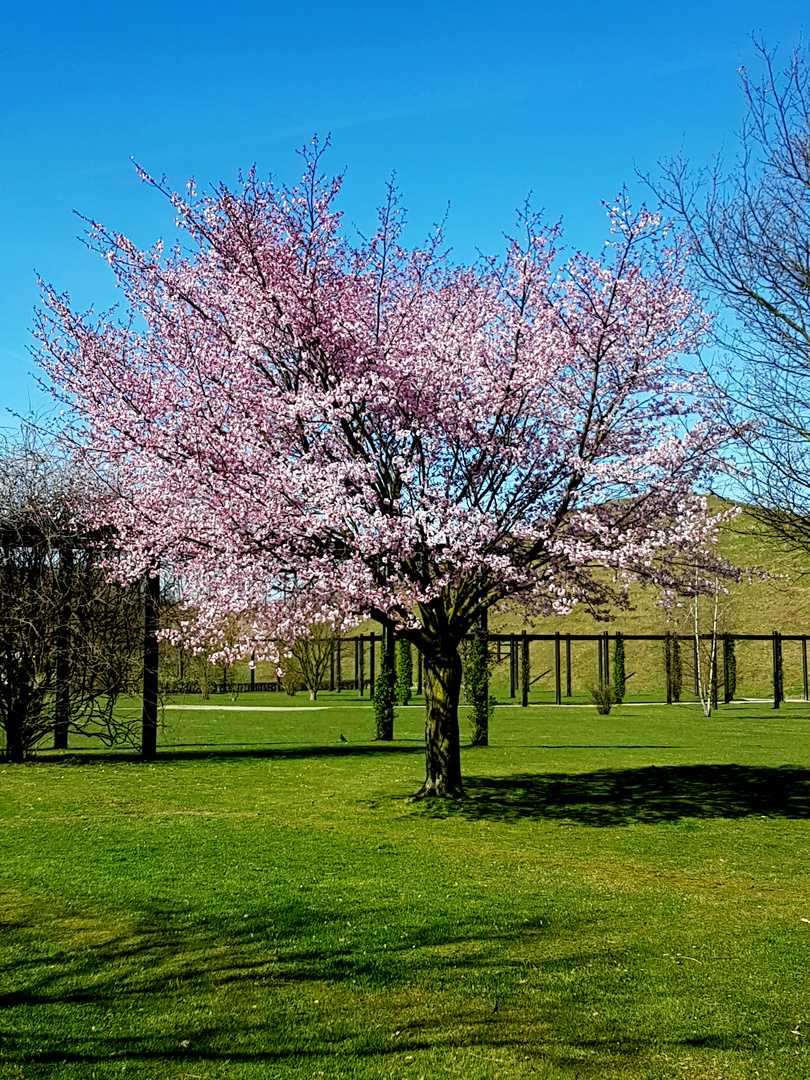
(54, 548, 72, 750)
(309, 688, 317, 701)
(5, 713, 25, 764)
(142, 573, 159, 760)
(416, 648, 464, 799)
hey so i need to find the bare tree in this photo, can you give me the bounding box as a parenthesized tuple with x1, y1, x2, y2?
(693, 573, 721, 718)
(282, 624, 336, 702)
(0, 430, 143, 762)
(652, 40, 810, 549)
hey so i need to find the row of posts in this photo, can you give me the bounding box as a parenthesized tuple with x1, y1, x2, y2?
(505, 630, 578, 707)
(330, 628, 807, 711)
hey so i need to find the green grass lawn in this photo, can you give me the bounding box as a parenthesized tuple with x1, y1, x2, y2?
(3, 696, 810, 1079)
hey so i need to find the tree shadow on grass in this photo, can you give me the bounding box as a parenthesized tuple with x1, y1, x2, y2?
(0, 898, 764, 1078)
(443, 764, 810, 825)
(37, 742, 425, 767)
(0, 901, 566, 1073)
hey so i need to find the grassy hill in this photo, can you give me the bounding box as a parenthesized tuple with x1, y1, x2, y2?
(483, 505, 810, 703)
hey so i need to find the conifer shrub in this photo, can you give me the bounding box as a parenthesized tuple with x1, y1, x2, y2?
(395, 638, 413, 705)
(374, 640, 396, 740)
(725, 636, 737, 700)
(613, 632, 626, 704)
(466, 632, 492, 746)
(672, 637, 682, 702)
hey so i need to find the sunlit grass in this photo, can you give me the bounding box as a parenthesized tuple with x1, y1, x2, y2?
(3, 697, 810, 1078)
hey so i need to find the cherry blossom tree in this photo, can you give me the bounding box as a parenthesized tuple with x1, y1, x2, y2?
(37, 144, 734, 797)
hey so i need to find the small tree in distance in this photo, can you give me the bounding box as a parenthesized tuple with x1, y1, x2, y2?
(694, 576, 721, 717)
(38, 142, 737, 797)
(283, 624, 335, 702)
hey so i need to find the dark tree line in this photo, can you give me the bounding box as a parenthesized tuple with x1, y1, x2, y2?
(0, 432, 144, 762)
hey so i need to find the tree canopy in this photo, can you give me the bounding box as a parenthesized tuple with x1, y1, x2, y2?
(654, 41, 810, 551)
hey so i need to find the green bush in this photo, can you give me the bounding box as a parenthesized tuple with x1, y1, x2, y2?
(590, 681, 615, 715)
(281, 670, 300, 696)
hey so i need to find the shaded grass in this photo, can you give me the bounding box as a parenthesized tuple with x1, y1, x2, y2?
(4, 700, 810, 1078)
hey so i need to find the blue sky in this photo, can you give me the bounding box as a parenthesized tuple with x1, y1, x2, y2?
(1, 0, 807, 420)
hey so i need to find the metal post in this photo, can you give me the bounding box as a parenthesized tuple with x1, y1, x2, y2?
(803, 637, 808, 702)
(565, 635, 572, 698)
(597, 636, 603, 686)
(510, 636, 516, 698)
(329, 640, 335, 691)
(521, 631, 529, 708)
(481, 608, 489, 707)
(142, 573, 160, 760)
(554, 631, 561, 705)
(772, 630, 780, 710)
(359, 635, 365, 697)
(665, 633, 672, 705)
(54, 546, 73, 749)
(250, 648, 255, 691)
(337, 637, 342, 692)
(604, 631, 610, 688)
(370, 632, 376, 699)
